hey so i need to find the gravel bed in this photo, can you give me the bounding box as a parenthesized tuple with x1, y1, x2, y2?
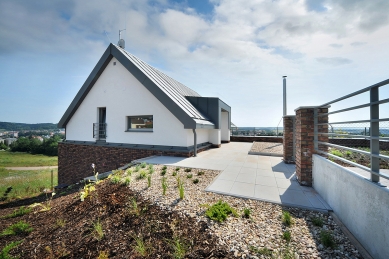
(123, 164, 362, 259)
(250, 142, 283, 155)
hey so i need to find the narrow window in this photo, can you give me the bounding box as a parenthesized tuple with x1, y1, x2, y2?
(127, 115, 153, 132)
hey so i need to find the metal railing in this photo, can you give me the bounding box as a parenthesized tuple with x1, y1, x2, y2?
(230, 127, 283, 137)
(93, 123, 107, 140)
(313, 78, 389, 183)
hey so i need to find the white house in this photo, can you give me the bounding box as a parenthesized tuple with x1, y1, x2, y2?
(57, 43, 231, 185)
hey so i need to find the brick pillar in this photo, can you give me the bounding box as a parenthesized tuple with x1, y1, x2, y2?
(283, 115, 295, 163)
(295, 106, 329, 186)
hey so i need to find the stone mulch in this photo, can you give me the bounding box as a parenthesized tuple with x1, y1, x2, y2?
(128, 165, 362, 259)
(249, 142, 283, 156)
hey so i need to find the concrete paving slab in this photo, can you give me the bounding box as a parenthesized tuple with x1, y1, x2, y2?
(229, 182, 255, 197)
(254, 185, 281, 203)
(236, 172, 257, 184)
(207, 179, 235, 193)
(255, 176, 278, 187)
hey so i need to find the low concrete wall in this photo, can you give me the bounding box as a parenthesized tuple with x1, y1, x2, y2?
(230, 136, 283, 143)
(313, 155, 389, 259)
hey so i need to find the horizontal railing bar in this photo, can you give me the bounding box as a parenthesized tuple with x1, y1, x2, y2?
(317, 141, 389, 160)
(318, 133, 389, 141)
(317, 118, 389, 125)
(317, 98, 389, 117)
(315, 149, 389, 180)
(318, 78, 389, 107)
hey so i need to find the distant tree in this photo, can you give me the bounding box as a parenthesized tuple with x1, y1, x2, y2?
(0, 142, 8, 150)
(10, 137, 31, 152)
(29, 138, 43, 154)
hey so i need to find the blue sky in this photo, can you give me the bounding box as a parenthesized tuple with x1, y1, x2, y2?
(0, 0, 388, 126)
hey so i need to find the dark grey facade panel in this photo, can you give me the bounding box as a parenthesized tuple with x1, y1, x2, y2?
(62, 140, 211, 152)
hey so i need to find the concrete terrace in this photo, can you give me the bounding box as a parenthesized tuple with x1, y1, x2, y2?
(136, 142, 332, 212)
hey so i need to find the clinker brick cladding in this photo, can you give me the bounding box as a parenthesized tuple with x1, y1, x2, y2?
(58, 143, 206, 185)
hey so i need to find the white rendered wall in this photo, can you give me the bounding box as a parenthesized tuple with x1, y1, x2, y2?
(209, 129, 221, 145)
(66, 57, 191, 147)
(185, 129, 209, 146)
(313, 155, 389, 259)
(221, 111, 230, 141)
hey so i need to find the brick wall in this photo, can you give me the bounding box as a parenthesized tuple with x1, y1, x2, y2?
(58, 143, 206, 185)
(295, 107, 328, 186)
(283, 116, 295, 163)
(230, 136, 283, 143)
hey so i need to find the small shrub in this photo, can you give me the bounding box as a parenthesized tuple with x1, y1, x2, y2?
(282, 211, 293, 226)
(170, 236, 188, 259)
(110, 174, 121, 184)
(249, 245, 272, 256)
(147, 175, 151, 188)
(282, 231, 291, 242)
(2, 206, 32, 219)
(140, 162, 147, 168)
(312, 217, 324, 227)
(179, 182, 184, 200)
(135, 165, 140, 172)
(197, 171, 204, 176)
(121, 176, 131, 186)
(184, 168, 191, 173)
(193, 179, 199, 184)
(138, 170, 147, 179)
(205, 200, 238, 222)
(129, 198, 147, 216)
(1, 240, 23, 259)
(162, 177, 168, 196)
(148, 168, 155, 174)
(330, 149, 343, 157)
(80, 183, 96, 201)
(175, 167, 180, 171)
(97, 250, 109, 259)
(345, 150, 352, 157)
(148, 164, 154, 170)
(161, 170, 166, 176)
(56, 219, 66, 228)
(320, 230, 336, 248)
(125, 168, 133, 175)
(186, 174, 193, 179)
(243, 208, 251, 218)
(162, 165, 167, 170)
(91, 219, 104, 241)
(1, 221, 33, 236)
(172, 171, 177, 176)
(133, 235, 148, 256)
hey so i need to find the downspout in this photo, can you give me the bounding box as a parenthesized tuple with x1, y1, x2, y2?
(193, 129, 197, 157)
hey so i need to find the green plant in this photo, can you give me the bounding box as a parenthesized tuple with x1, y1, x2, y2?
(0, 221, 33, 236)
(134, 165, 140, 172)
(312, 217, 324, 227)
(193, 179, 199, 184)
(175, 167, 180, 171)
(125, 168, 133, 175)
(178, 182, 184, 200)
(161, 170, 166, 176)
(243, 208, 251, 218)
(282, 230, 291, 242)
(320, 230, 336, 248)
(170, 236, 188, 259)
(148, 167, 155, 174)
(56, 219, 66, 228)
(138, 170, 147, 179)
(162, 177, 168, 196)
(0, 240, 23, 259)
(172, 171, 177, 176)
(121, 176, 131, 186)
(44, 242, 70, 258)
(97, 250, 109, 259)
(110, 174, 121, 184)
(249, 245, 272, 256)
(197, 171, 204, 176)
(330, 149, 343, 157)
(205, 200, 238, 222)
(129, 198, 147, 216)
(80, 183, 96, 201)
(186, 174, 193, 179)
(132, 235, 148, 256)
(91, 219, 104, 241)
(345, 150, 352, 157)
(184, 168, 191, 173)
(2, 206, 32, 219)
(147, 175, 151, 188)
(148, 164, 154, 170)
(275, 246, 294, 259)
(282, 211, 293, 226)
(140, 162, 147, 168)
(162, 165, 167, 170)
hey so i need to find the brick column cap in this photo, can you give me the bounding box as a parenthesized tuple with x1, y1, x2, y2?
(294, 105, 331, 112)
(283, 115, 296, 118)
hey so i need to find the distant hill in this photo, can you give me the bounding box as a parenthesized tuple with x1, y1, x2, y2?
(0, 122, 58, 131)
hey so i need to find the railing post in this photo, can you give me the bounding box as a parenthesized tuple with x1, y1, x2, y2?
(370, 87, 380, 182)
(314, 108, 318, 151)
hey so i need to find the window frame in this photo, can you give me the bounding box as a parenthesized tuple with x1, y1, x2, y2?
(126, 115, 154, 132)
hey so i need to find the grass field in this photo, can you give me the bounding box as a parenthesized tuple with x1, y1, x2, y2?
(0, 151, 58, 201)
(0, 151, 57, 167)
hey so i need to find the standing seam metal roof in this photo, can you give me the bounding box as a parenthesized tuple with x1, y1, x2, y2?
(115, 45, 209, 121)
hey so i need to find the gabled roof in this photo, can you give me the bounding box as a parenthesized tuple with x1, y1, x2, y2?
(58, 44, 213, 129)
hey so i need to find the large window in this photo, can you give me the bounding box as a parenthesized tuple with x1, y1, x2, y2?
(127, 115, 153, 131)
